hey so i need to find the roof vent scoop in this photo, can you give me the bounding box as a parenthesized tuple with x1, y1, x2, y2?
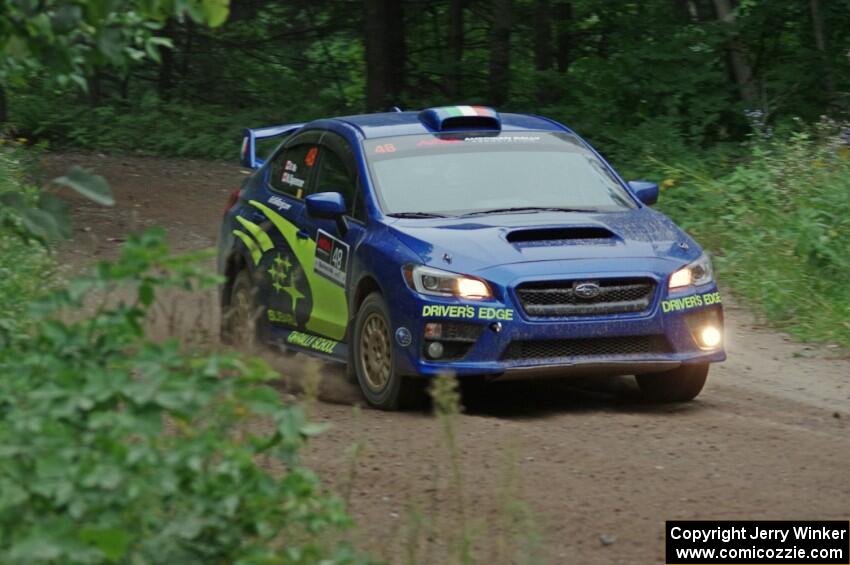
(418, 106, 501, 132)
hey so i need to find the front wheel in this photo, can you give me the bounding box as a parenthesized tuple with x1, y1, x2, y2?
(635, 363, 709, 403)
(353, 292, 420, 410)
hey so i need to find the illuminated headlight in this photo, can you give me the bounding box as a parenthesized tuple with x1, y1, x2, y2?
(403, 265, 493, 299)
(669, 253, 713, 289)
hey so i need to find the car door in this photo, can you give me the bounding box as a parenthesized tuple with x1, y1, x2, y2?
(296, 131, 368, 342)
(245, 131, 321, 335)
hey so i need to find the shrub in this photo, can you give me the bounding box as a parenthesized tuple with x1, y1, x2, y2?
(0, 227, 369, 564)
(0, 144, 55, 336)
(654, 117, 850, 346)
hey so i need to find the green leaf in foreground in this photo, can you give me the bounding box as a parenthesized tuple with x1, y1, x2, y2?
(52, 166, 115, 206)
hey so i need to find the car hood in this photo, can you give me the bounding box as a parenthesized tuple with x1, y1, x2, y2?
(384, 208, 700, 274)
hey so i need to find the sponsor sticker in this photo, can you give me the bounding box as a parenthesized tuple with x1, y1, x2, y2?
(268, 309, 296, 325)
(305, 147, 318, 167)
(281, 172, 305, 188)
(661, 291, 722, 313)
(268, 195, 291, 211)
(287, 330, 339, 355)
(314, 229, 349, 287)
(421, 304, 514, 321)
(464, 135, 541, 143)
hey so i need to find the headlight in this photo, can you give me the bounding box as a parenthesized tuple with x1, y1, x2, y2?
(403, 265, 493, 299)
(669, 253, 713, 289)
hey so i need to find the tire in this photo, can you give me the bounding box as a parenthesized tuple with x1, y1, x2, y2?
(352, 292, 419, 410)
(635, 363, 709, 403)
(221, 270, 262, 350)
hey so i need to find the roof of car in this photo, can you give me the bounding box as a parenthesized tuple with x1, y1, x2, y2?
(317, 110, 570, 139)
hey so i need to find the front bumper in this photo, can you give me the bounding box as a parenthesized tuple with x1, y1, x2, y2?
(391, 268, 726, 379)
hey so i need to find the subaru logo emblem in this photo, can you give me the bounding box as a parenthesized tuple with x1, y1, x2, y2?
(574, 282, 602, 299)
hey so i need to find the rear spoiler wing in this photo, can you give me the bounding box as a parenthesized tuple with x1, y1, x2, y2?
(240, 123, 304, 169)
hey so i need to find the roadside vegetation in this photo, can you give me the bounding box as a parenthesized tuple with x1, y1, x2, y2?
(0, 147, 372, 563)
(5, 1, 849, 349)
(634, 118, 850, 349)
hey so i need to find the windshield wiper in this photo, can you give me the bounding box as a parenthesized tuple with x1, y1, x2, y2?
(459, 206, 594, 217)
(387, 212, 449, 218)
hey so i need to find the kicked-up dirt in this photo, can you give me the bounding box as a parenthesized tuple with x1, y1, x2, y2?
(44, 152, 850, 564)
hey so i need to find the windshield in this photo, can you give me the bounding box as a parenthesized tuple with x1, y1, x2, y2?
(363, 132, 637, 216)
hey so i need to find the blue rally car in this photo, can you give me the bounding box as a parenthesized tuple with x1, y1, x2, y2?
(218, 106, 725, 409)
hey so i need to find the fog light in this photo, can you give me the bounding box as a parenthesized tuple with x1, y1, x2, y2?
(427, 341, 444, 359)
(700, 326, 722, 348)
(424, 323, 442, 339)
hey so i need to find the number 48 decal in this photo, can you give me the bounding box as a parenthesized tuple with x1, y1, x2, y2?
(373, 143, 396, 154)
(314, 230, 349, 287)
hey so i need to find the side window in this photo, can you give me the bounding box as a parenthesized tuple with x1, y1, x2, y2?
(269, 144, 319, 198)
(314, 148, 366, 221)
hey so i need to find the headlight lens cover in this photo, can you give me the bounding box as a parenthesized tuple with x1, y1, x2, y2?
(403, 265, 493, 299)
(669, 253, 714, 289)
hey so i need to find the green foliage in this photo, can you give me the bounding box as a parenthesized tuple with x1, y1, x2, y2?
(653, 118, 850, 347)
(10, 92, 276, 159)
(1, 139, 114, 243)
(52, 165, 114, 206)
(0, 227, 369, 564)
(0, 0, 230, 90)
(0, 145, 55, 333)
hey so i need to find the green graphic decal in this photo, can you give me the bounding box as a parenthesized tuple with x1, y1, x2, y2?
(662, 291, 722, 313)
(236, 216, 274, 252)
(421, 304, 514, 321)
(267, 253, 305, 311)
(233, 229, 262, 265)
(249, 200, 348, 341)
(287, 330, 340, 355)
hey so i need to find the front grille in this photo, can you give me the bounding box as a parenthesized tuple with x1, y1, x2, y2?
(502, 335, 671, 361)
(516, 278, 656, 317)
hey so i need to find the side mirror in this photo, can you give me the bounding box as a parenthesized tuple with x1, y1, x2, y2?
(305, 192, 347, 219)
(628, 181, 659, 206)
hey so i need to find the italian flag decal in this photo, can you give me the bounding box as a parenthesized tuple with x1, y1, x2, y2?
(442, 105, 493, 117)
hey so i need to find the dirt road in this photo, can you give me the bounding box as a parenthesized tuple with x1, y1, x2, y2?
(45, 153, 850, 564)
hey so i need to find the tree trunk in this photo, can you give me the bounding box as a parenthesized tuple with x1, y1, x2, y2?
(364, 0, 405, 111)
(386, 0, 405, 103)
(87, 72, 102, 107)
(180, 21, 194, 77)
(534, 0, 552, 71)
(158, 20, 175, 101)
(809, 0, 835, 101)
(712, 0, 758, 105)
(488, 0, 512, 106)
(447, 0, 464, 98)
(555, 1, 573, 72)
(0, 84, 7, 124)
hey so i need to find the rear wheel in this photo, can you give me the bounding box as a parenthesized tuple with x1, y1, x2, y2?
(353, 292, 421, 410)
(636, 363, 709, 403)
(221, 270, 261, 350)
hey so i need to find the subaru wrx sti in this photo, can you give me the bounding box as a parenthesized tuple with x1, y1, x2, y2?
(218, 106, 725, 409)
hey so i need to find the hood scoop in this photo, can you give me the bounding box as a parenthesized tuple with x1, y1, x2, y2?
(506, 227, 617, 247)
